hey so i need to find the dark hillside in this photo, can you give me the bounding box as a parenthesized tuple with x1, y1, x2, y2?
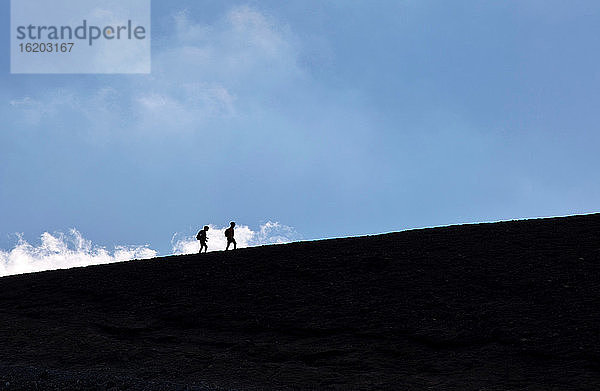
(1, 214, 600, 390)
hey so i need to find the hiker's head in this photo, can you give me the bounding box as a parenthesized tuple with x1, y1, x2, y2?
(204, 226, 209, 231)
(230, 221, 236, 227)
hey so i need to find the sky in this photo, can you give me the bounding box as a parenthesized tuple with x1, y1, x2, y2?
(1, 1, 600, 274)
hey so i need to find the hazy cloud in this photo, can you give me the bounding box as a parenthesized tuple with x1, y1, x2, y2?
(7, 5, 298, 136)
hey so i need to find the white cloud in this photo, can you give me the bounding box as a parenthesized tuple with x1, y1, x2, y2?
(253, 221, 301, 245)
(0, 229, 157, 277)
(171, 221, 300, 254)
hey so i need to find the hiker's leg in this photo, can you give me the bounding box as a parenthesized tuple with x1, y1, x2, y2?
(233, 238, 237, 250)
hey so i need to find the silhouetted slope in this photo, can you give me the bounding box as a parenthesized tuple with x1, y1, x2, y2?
(1, 214, 600, 390)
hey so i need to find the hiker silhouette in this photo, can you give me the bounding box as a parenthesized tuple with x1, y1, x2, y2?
(196, 225, 209, 253)
(225, 221, 236, 250)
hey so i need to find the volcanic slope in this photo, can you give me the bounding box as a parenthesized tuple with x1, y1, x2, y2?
(0, 213, 599, 390)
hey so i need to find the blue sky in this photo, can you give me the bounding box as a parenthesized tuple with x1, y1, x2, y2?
(1, 1, 599, 262)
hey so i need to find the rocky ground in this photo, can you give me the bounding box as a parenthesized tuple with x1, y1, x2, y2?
(0, 213, 599, 390)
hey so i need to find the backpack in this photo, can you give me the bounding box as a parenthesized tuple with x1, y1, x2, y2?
(224, 227, 232, 238)
(196, 231, 202, 240)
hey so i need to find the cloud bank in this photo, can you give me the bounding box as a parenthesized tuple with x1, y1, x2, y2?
(0, 229, 157, 277)
(1, 222, 300, 277)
